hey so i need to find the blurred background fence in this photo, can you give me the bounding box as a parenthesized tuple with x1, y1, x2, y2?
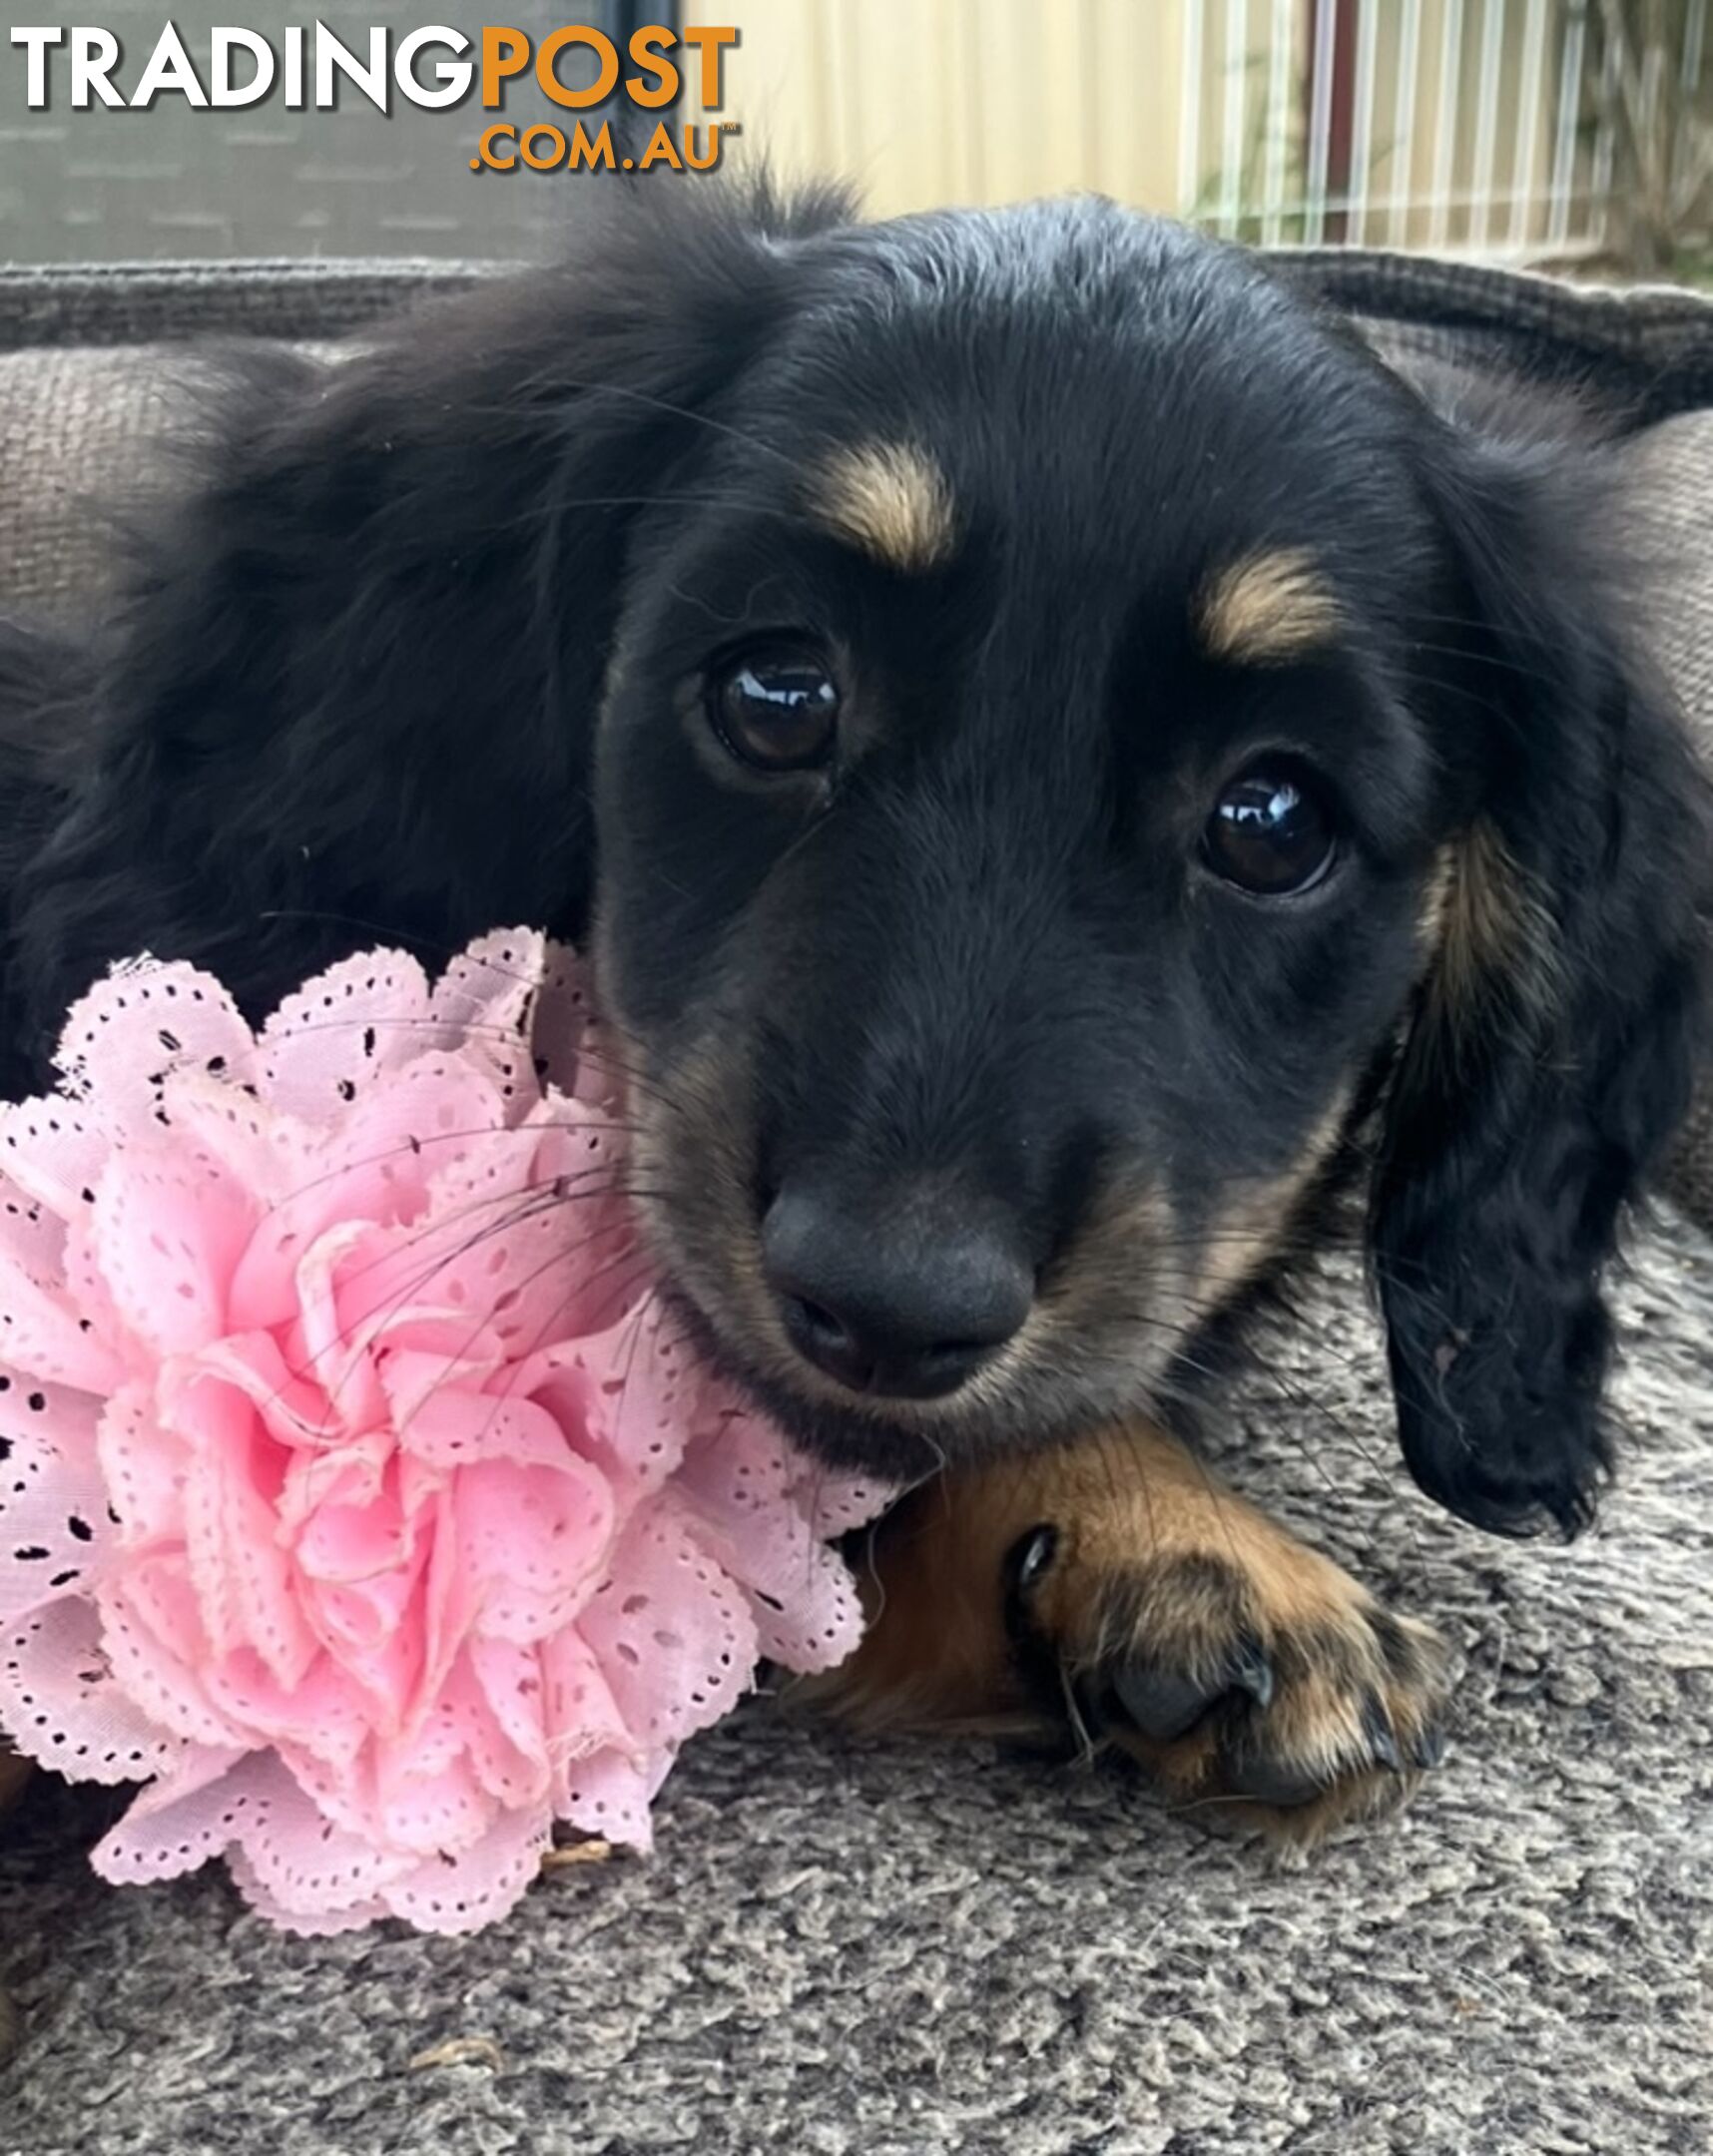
(2, 2, 1709, 275)
(695, 0, 1713, 273)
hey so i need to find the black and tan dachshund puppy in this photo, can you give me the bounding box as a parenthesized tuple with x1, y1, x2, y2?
(1, 182, 1707, 1834)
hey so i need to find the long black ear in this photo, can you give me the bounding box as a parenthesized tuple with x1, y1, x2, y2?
(16, 179, 851, 1048)
(1372, 402, 1712, 1538)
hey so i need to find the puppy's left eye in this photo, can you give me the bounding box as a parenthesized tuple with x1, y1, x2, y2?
(1202, 761, 1337, 895)
(709, 645, 841, 773)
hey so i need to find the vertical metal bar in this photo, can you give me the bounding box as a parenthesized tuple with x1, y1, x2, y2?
(1590, 13, 1618, 245)
(1508, 0, 1550, 249)
(1548, 0, 1588, 250)
(612, 0, 675, 166)
(1389, 0, 1423, 247)
(1641, 21, 1664, 248)
(1430, 0, 1465, 248)
(1305, 0, 1338, 243)
(1642, 22, 1664, 139)
(1222, 0, 1249, 235)
(1180, 0, 1206, 215)
(1686, 0, 1709, 92)
(1471, 0, 1506, 251)
(1676, 0, 1709, 216)
(1348, 0, 1378, 244)
(1262, 0, 1294, 243)
(619, 0, 677, 166)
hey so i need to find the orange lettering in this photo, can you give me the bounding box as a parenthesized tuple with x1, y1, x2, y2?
(626, 26, 679, 109)
(479, 26, 529, 109)
(680, 25, 736, 108)
(536, 26, 619, 110)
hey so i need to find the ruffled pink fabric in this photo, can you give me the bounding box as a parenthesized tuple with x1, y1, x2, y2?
(0, 932, 888, 1933)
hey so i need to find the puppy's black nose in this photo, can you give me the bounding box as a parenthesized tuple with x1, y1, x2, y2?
(762, 1182, 1033, 1399)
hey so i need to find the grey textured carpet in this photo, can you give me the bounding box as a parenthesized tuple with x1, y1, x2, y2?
(2, 1215, 1709, 2156)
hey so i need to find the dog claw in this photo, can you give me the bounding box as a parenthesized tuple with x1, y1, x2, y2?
(1113, 1665, 1219, 1742)
(1413, 1726, 1447, 1771)
(1112, 1634, 1275, 1743)
(1228, 1755, 1330, 1809)
(1231, 1635, 1275, 1711)
(1363, 1695, 1404, 1773)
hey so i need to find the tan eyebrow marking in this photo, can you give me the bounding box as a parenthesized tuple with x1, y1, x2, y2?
(1197, 546, 1343, 665)
(811, 442, 956, 572)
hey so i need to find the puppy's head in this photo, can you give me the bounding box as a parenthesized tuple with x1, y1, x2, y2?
(126, 184, 1713, 1532)
(593, 196, 1444, 1484)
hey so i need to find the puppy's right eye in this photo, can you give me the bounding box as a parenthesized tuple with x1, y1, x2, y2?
(709, 645, 841, 773)
(1202, 760, 1337, 896)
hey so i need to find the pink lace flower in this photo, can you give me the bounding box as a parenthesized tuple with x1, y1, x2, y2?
(0, 932, 887, 1933)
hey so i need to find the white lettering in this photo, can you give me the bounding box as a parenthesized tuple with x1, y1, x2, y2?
(69, 26, 122, 109)
(9, 27, 64, 110)
(133, 21, 210, 108)
(209, 27, 275, 109)
(314, 23, 387, 114)
(395, 25, 471, 110)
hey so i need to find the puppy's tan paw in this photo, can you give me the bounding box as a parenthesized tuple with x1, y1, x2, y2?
(1008, 1515, 1451, 1840)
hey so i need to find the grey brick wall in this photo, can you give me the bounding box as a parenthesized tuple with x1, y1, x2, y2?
(0, 4, 627, 264)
